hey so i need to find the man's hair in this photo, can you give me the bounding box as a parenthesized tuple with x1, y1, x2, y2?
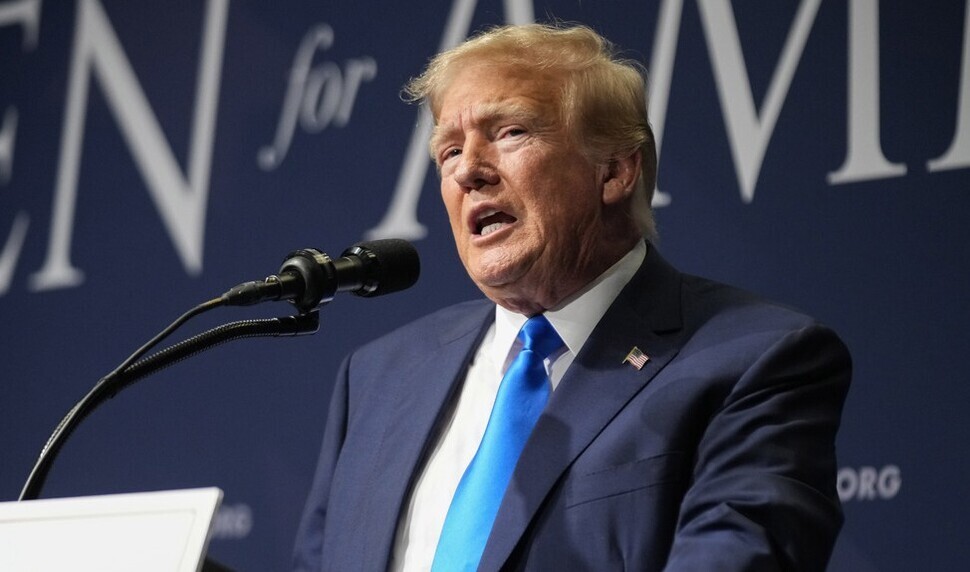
(404, 23, 658, 239)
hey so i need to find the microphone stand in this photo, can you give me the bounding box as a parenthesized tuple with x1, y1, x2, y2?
(19, 310, 319, 501)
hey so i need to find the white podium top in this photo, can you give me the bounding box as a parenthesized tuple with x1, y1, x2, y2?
(0, 487, 223, 572)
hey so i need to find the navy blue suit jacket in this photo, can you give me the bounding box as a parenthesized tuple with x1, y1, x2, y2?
(293, 245, 851, 571)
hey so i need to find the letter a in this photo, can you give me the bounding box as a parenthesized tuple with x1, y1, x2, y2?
(366, 0, 535, 240)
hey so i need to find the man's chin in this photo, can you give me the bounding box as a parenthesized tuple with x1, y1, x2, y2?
(470, 271, 516, 291)
(465, 248, 544, 292)
(465, 253, 513, 283)
(470, 269, 539, 307)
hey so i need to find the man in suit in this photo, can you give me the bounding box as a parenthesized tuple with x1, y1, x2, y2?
(293, 23, 850, 571)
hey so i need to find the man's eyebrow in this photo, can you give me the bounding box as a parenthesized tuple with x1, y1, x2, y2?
(430, 124, 459, 153)
(476, 101, 543, 125)
(431, 101, 546, 151)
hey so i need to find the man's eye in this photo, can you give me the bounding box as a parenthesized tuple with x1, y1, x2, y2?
(443, 148, 462, 160)
(503, 128, 526, 138)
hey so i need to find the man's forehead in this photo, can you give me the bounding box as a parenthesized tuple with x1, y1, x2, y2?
(436, 63, 561, 112)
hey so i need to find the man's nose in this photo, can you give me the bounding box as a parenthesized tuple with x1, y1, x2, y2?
(453, 139, 499, 191)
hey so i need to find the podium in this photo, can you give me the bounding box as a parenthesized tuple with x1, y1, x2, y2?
(0, 488, 223, 571)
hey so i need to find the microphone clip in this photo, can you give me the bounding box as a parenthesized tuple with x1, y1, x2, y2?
(277, 248, 338, 313)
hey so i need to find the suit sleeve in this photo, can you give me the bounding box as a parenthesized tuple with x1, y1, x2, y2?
(291, 354, 351, 572)
(664, 323, 851, 571)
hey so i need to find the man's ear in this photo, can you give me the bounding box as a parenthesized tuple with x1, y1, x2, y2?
(601, 150, 642, 205)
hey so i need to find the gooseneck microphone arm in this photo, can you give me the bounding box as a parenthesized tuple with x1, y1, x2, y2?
(19, 302, 320, 502)
(20, 296, 228, 500)
(19, 309, 319, 501)
(19, 239, 420, 501)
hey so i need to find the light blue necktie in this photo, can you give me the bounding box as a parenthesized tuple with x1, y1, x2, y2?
(431, 315, 564, 572)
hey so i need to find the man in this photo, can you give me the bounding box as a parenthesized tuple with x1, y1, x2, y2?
(293, 23, 850, 571)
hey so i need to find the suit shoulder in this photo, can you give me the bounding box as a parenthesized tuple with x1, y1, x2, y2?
(681, 273, 823, 333)
(679, 272, 847, 350)
(671, 274, 851, 396)
(353, 298, 491, 357)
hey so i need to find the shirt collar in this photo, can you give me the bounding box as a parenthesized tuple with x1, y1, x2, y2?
(490, 241, 646, 364)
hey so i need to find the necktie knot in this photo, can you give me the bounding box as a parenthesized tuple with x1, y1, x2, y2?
(519, 315, 563, 361)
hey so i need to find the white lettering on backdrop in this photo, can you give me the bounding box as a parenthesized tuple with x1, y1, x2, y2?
(258, 24, 378, 171)
(0, 0, 41, 295)
(29, 0, 229, 291)
(927, 0, 970, 173)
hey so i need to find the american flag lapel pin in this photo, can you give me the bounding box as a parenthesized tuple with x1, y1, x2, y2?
(623, 346, 649, 370)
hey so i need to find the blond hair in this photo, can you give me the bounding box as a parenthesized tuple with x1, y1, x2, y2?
(404, 23, 657, 238)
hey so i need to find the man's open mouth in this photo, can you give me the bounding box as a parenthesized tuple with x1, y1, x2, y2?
(474, 208, 517, 236)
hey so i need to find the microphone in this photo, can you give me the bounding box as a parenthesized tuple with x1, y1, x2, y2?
(223, 239, 420, 313)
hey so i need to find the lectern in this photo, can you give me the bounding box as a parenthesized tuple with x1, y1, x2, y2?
(0, 488, 222, 571)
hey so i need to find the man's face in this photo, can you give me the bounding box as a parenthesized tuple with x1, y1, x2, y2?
(432, 64, 610, 314)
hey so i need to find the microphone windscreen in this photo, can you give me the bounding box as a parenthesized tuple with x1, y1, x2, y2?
(343, 239, 420, 297)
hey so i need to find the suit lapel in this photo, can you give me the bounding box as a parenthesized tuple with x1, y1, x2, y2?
(361, 302, 494, 569)
(478, 245, 685, 571)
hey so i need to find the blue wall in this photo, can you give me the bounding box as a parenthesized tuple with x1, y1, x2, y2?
(1, 1, 967, 569)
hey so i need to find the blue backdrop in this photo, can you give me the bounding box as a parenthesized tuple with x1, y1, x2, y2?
(1, 1, 967, 569)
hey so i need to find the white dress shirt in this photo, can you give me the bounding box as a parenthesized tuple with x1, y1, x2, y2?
(390, 242, 646, 572)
